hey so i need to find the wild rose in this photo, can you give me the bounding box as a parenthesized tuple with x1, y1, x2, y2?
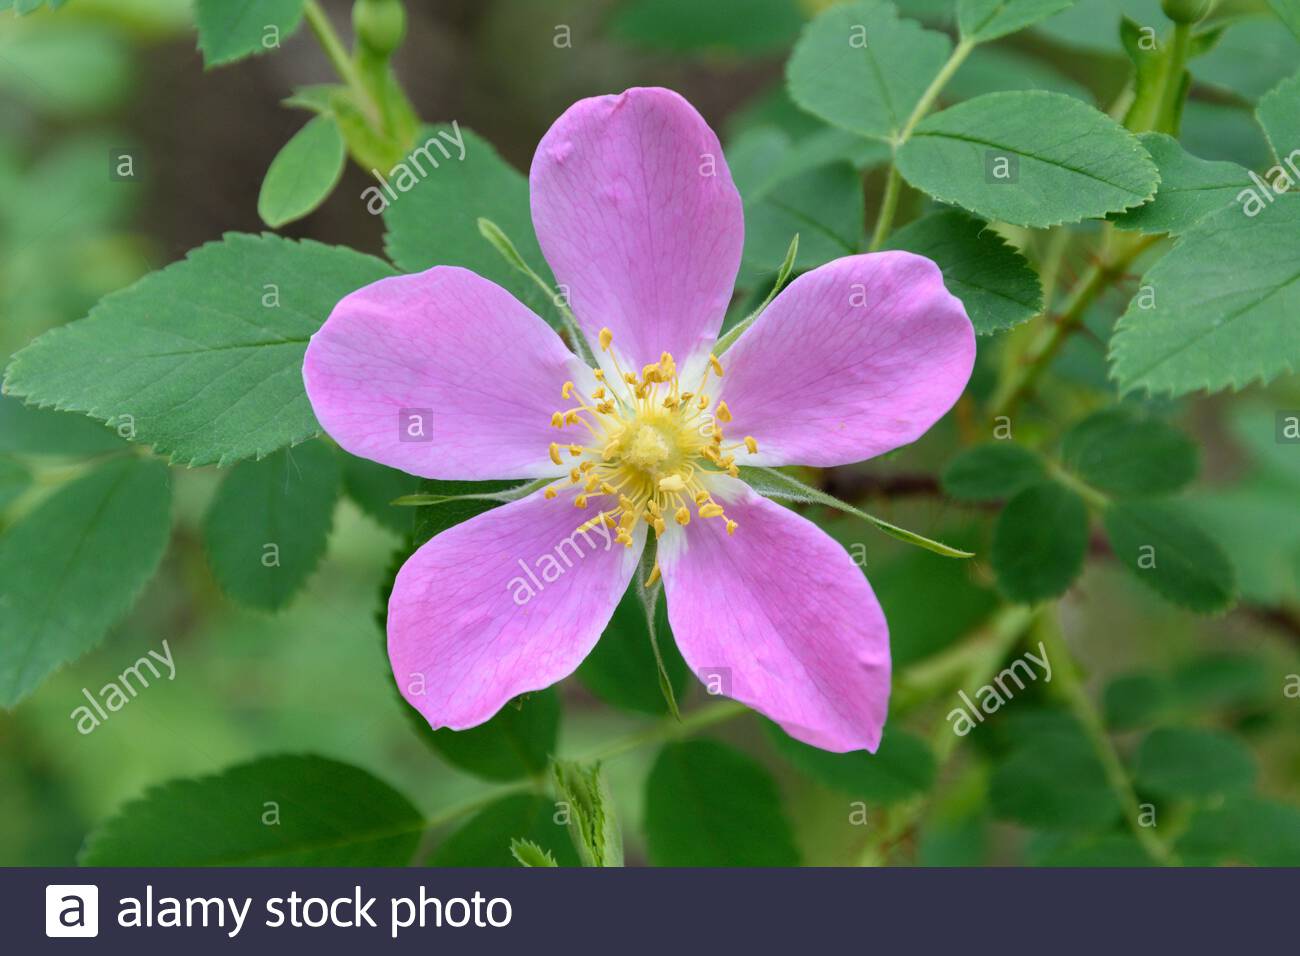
(304, 87, 975, 752)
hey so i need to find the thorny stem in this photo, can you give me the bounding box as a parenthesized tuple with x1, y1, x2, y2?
(1035, 610, 1179, 865)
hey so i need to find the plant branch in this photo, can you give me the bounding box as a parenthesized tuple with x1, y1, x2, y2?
(303, 0, 378, 120)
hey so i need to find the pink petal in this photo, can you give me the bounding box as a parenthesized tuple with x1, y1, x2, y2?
(530, 87, 744, 373)
(718, 252, 975, 468)
(659, 477, 890, 752)
(304, 266, 593, 480)
(390, 485, 644, 730)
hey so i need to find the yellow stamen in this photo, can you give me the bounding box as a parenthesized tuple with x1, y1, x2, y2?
(699, 503, 725, 519)
(709, 354, 724, 376)
(644, 562, 662, 587)
(674, 506, 691, 526)
(598, 327, 613, 351)
(550, 411, 564, 428)
(544, 487, 558, 500)
(574, 494, 589, 509)
(744, 435, 758, 454)
(716, 401, 732, 422)
(725, 519, 738, 535)
(548, 442, 563, 465)
(561, 381, 575, 399)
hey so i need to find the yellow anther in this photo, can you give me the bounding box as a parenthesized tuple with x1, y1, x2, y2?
(600, 482, 616, 495)
(659, 475, 686, 492)
(699, 503, 725, 519)
(620, 511, 638, 531)
(712, 426, 724, 441)
(697, 393, 709, 409)
(598, 327, 613, 351)
(675, 506, 691, 526)
(694, 490, 711, 505)
(744, 435, 758, 454)
(566, 410, 582, 425)
(594, 369, 606, 381)
(619, 495, 636, 511)
(574, 494, 589, 509)
(579, 460, 595, 472)
(597, 401, 614, 414)
(549, 443, 563, 465)
(624, 372, 638, 385)
(662, 396, 679, 409)
(644, 562, 662, 587)
(550, 411, 564, 428)
(646, 499, 662, 517)
(593, 387, 606, 399)
(653, 517, 667, 536)
(615, 531, 633, 547)
(725, 519, 738, 535)
(569, 468, 581, 483)
(716, 401, 732, 422)
(680, 392, 694, 402)
(544, 487, 558, 500)
(727, 464, 739, 478)
(585, 475, 599, 491)
(568, 444, 582, 456)
(642, 363, 661, 383)
(561, 381, 575, 399)
(709, 354, 724, 376)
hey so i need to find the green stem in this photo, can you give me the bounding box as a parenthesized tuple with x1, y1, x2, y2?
(1035, 611, 1179, 865)
(303, 0, 377, 120)
(1154, 21, 1193, 135)
(988, 232, 1159, 419)
(867, 38, 974, 251)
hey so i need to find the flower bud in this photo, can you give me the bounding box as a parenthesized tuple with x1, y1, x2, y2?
(353, 0, 406, 56)
(1160, 0, 1215, 23)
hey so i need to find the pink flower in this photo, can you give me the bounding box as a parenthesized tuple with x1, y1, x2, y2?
(303, 88, 975, 753)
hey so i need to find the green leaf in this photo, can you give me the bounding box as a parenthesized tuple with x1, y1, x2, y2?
(941, 442, 1046, 501)
(509, 838, 557, 867)
(1029, 833, 1151, 867)
(896, 91, 1159, 228)
(990, 729, 1122, 831)
(81, 755, 422, 865)
(202, 442, 340, 611)
(3, 233, 397, 467)
(0, 395, 124, 456)
(1195, 17, 1300, 102)
(886, 209, 1042, 334)
(382, 125, 564, 330)
(433, 794, 579, 867)
(949, 46, 1094, 103)
(958, 0, 1076, 43)
(423, 688, 559, 782)
(1171, 653, 1271, 712)
(991, 481, 1089, 603)
(1061, 409, 1198, 497)
(1257, 69, 1300, 162)
(0, 457, 171, 708)
(1135, 727, 1256, 799)
(766, 723, 935, 803)
(1178, 796, 1300, 866)
(194, 0, 305, 68)
(340, 454, 420, 535)
(1120, 17, 1187, 135)
(1102, 501, 1236, 613)
(0, 458, 29, 511)
(1103, 672, 1177, 730)
(552, 760, 623, 867)
(1034, 0, 1164, 54)
(257, 116, 346, 228)
(1110, 194, 1300, 396)
(1111, 133, 1250, 235)
(577, 588, 690, 715)
(717, 232, 800, 353)
(409, 478, 532, 544)
(612, 0, 803, 55)
(644, 739, 800, 866)
(786, 0, 953, 141)
(742, 465, 974, 558)
(0, 0, 71, 14)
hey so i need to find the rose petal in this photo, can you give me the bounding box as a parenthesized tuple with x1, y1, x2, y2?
(718, 252, 975, 468)
(304, 266, 594, 480)
(659, 477, 890, 752)
(389, 485, 644, 730)
(530, 87, 744, 373)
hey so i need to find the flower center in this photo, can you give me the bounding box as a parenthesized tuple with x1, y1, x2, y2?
(542, 327, 759, 557)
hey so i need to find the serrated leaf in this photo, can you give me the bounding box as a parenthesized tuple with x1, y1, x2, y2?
(0, 395, 125, 455)
(644, 739, 799, 866)
(1102, 501, 1236, 613)
(1257, 69, 1300, 162)
(382, 124, 564, 330)
(577, 588, 689, 715)
(421, 688, 559, 782)
(509, 838, 557, 867)
(80, 755, 422, 865)
(612, 0, 803, 55)
(896, 91, 1159, 228)
(992, 481, 1089, 603)
(202, 441, 340, 611)
(766, 723, 935, 803)
(433, 794, 579, 867)
(1061, 409, 1198, 498)
(1135, 727, 1256, 799)
(552, 760, 623, 867)
(257, 116, 346, 228)
(958, 0, 1076, 43)
(941, 442, 1045, 501)
(886, 209, 1042, 334)
(3, 234, 397, 467)
(1111, 133, 1250, 235)
(1110, 194, 1300, 396)
(194, 0, 306, 68)
(786, 0, 952, 141)
(0, 457, 170, 707)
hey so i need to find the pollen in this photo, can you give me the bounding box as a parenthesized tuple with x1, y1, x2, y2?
(541, 332, 758, 545)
